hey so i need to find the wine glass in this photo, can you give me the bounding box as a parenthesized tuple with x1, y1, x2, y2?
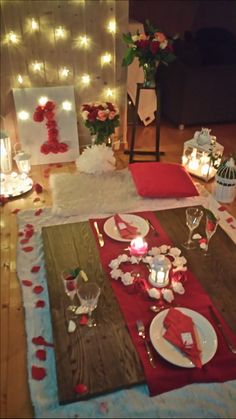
(202, 213, 219, 256)
(182, 207, 203, 249)
(61, 268, 80, 313)
(77, 282, 101, 327)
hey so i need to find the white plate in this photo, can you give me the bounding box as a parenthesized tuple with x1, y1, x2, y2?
(149, 307, 218, 368)
(104, 214, 149, 242)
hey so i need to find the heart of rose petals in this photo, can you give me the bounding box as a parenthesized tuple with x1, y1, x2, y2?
(31, 265, 40, 273)
(33, 285, 44, 294)
(32, 336, 54, 347)
(22, 246, 34, 252)
(31, 365, 46, 380)
(22, 279, 33, 287)
(74, 383, 88, 395)
(35, 208, 43, 216)
(35, 300, 45, 308)
(35, 349, 46, 361)
(79, 314, 88, 325)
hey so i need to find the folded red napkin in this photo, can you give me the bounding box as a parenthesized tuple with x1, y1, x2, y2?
(163, 308, 202, 368)
(114, 214, 139, 239)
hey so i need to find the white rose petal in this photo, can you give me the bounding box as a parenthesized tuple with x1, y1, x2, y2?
(68, 320, 76, 333)
(148, 247, 161, 256)
(109, 258, 120, 269)
(172, 280, 185, 295)
(193, 233, 202, 240)
(159, 245, 170, 254)
(130, 255, 139, 264)
(169, 247, 181, 257)
(118, 254, 129, 263)
(172, 256, 187, 267)
(172, 266, 187, 273)
(110, 268, 123, 280)
(147, 288, 161, 299)
(121, 272, 134, 286)
(75, 306, 89, 315)
(162, 288, 174, 303)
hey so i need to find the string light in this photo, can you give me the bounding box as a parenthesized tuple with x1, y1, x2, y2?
(107, 20, 116, 33)
(106, 88, 114, 98)
(101, 53, 112, 65)
(59, 67, 69, 78)
(17, 74, 23, 84)
(81, 74, 90, 85)
(18, 111, 29, 121)
(32, 61, 42, 72)
(7, 31, 18, 44)
(31, 18, 39, 31)
(62, 101, 72, 111)
(79, 35, 90, 47)
(38, 96, 48, 106)
(55, 26, 66, 39)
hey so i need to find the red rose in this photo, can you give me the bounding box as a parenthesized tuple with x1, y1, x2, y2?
(44, 101, 55, 111)
(136, 39, 149, 49)
(35, 105, 44, 112)
(58, 142, 68, 152)
(40, 143, 50, 154)
(150, 40, 160, 55)
(33, 111, 44, 122)
(88, 109, 99, 121)
(82, 104, 91, 111)
(44, 111, 55, 120)
(46, 120, 57, 128)
(106, 102, 115, 111)
(48, 128, 58, 136)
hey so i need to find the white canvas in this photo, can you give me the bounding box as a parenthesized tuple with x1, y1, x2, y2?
(13, 86, 79, 165)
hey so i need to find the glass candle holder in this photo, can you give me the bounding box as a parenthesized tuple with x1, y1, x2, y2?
(129, 236, 148, 257)
(148, 255, 171, 288)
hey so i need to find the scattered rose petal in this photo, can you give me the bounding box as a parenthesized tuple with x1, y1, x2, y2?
(199, 238, 207, 244)
(74, 383, 88, 395)
(218, 205, 227, 212)
(68, 319, 76, 333)
(33, 285, 44, 294)
(33, 197, 41, 203)
(11, 208, 20, 214)
(22, 246, 34, 252)
(25, 229, 34, 239)
(75, 306, 89, 315)
(31, 265, 40, 273)
(35, 208, 43, 216)
(99, 401, 109, 414)
(32, 336, 54, 347)
(0, 195, 9, 206)
(35, 349, 46, 361)
(31, 365, 46, 380)
(226, 217, 233, 223)
(34, 183, 43, 194)
(26, 223, 34, 229)
(79, 314, 88, 325)
(35, 300, 45, 308)
(18, 231, 24, 237)
(192, 233, 202, 240)
(22, 279, 33, 287)
(20, 238, 29, 245)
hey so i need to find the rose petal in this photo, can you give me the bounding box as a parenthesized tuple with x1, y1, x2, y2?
(22, 279, 33, 287)
(31, 365, 46, 380)
(35, 209, 43, 216)
(32, 336, 54, 347)
(22, 246, 34, 252)
(31, 265, 40, 273)
(33, 285, 44, 294)
(99, 401, 109, 414)
(74, 383, 88, 394)
(11, 208, 20, 214)
(35, 300, 45, 308)
(226, 217, 233, 224)
(35, 349, 47, 361)
(34, 183, 43, 194)
(79, 314, 88, 325)
(20, 238, 29, 245)
(25, 224, 34, 229)
(218, 205, 227, 212)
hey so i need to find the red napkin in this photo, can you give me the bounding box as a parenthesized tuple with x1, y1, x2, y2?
(163, 308, 202, 368)
(114, 214, 139, 239)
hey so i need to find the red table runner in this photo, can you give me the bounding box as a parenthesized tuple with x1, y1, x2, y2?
(89, 211, 236, 396)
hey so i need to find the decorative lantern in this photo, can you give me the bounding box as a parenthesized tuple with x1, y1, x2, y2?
(148, 255, 171, 288)
(182, 128, 224, 182)
(14, 150, 31, 174)
(0, 131, 12, 174)
(214, 157, 236, 203)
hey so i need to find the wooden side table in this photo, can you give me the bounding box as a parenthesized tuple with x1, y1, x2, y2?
(125, 82, 164, 163)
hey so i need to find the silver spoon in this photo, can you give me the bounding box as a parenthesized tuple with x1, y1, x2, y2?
(150, 304, 166, 313)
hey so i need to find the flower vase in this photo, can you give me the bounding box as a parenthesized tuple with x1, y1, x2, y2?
(91, 134, 98, 146)
(142, 62, 157, 88)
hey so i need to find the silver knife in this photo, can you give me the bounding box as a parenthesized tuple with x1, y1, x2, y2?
(209, 306, 236, 354)
(94, 221, 105, 247)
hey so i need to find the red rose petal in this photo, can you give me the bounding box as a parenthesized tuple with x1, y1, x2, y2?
(25, 230, 34, 239)
(226, 217, 233, 223)
(35, 300, 45, 308)
(35, 209, 43, 216)
(20, 238, 29, 245)
(11, 208, 21, 214)
(26, 224, 34, 229)
(31, 265, 40, 273)
(32, 336, 54, 347)
(34, 183, 43, 194)
(218, 205, 227, 212)
(22, 279, 33, 287)
(22, 246, 34, 252)
(74, 383, 88, 394)
(99, 401, 109, 414)
(33, 285, 44, 294)
(35, 349, 47, 361)
(79, 314, 88, 325)
(31, 365, 46, 380)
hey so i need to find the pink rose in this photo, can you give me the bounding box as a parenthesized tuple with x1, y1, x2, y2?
(108, 111, 116, 120)
(97, 110, 108, 121)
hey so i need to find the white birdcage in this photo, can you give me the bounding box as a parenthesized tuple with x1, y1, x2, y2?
(214, 157, 236, 203)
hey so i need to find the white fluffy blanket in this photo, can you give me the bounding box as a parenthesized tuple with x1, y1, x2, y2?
(49, 168, 206, 217)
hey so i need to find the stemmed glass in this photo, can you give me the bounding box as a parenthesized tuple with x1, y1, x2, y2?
(182, 207, 203, 249)
(77, 282, 101, 327)
(203, 212, 219, 256)
(61, 268, 80, 313)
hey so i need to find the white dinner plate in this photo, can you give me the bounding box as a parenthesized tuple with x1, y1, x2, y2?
(104, 213, 149, 242)
(149, 307, 218, 368)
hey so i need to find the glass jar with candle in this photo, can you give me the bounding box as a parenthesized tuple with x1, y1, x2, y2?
(129, 236, 148, 257)
(148, 255, 171, 288)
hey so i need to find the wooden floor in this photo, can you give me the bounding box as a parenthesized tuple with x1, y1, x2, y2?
(0, 119, 236, 418)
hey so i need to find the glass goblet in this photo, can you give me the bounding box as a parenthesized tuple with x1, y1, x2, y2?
(77, 282, 101, 328)
(61, 268, 79, 313)
(182, 207, 203, 250)
(203, 214, 219, 256)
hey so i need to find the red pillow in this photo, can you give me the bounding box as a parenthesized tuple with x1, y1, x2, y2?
(129, 162, 199, 198)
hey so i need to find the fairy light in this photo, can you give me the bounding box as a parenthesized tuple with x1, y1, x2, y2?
(59, 67, 69, 78)
(81, 74, 90, 85)
(32, 61, 42, 72)
(17, 74, 23, 84)
(62, 101, 72, 111)
(31, 18, 39, 31)
(38, 96, 48, 106)
(106, 88, 114, 98)
(79, 35, 90, 47)
(101, 53, 112, 65)
(18, 111, 29, 121)
(107, 20, 116, 33)
(55, 26, 65, 39)
(7, 31, 18, 44)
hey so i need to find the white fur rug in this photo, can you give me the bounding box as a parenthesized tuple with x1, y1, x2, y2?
(49, 168, 207, 217)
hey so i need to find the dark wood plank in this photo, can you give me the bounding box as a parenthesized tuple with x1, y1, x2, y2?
(154, 207, 236, 334)
(42, 221, 144, 405)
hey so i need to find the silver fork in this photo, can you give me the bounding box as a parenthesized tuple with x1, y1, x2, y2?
(145, 219, 159, 236)
(136, 320, 156, 368)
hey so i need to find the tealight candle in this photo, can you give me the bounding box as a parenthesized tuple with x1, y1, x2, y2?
(129, 236, 148, 257)
(148, 255, 171, 288)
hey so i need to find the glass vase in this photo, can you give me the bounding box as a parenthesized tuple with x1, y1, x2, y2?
(143, 62, 157, 88)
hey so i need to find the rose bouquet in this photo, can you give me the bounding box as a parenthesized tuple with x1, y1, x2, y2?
(81, 102, 120, 145)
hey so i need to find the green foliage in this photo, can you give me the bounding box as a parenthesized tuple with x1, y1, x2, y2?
(85, 115, 120, 145)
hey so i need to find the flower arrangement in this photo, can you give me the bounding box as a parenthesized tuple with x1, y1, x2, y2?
(122, 20, 176, 68)
(33, 100, 68, 155)
(81, 102, 120, 145)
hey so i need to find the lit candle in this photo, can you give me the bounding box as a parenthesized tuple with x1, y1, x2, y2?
(129, 236, 148, 256)
(201, 163, 212, 177)
(188, 148, 199, 171)
(148, 255, 170, 288)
